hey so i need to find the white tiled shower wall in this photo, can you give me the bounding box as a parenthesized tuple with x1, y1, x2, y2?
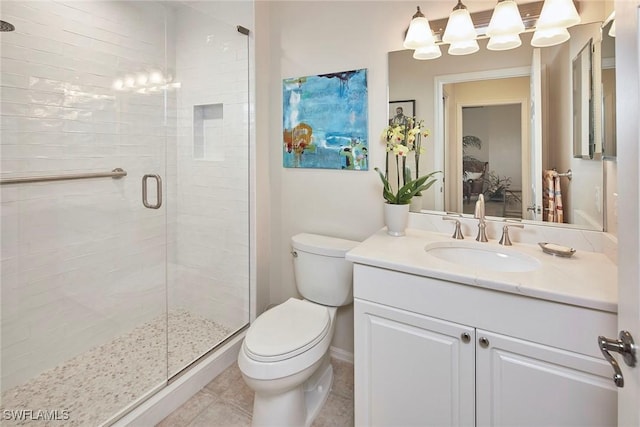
(0, 0, 251, 391)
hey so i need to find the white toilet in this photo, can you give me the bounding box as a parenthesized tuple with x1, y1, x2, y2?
(237, 233, 359, 427)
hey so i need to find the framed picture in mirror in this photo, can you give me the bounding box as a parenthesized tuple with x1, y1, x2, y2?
(389, 100, 415, 125)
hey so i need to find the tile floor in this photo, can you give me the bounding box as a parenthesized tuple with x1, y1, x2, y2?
(156, 358, 354, 427)
(1, 310, 231, 427)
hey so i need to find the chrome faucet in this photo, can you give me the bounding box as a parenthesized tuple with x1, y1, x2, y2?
(474, 194, 488, 242)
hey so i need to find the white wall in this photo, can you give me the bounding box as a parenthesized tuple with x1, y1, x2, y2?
(260, 1, 416, 354)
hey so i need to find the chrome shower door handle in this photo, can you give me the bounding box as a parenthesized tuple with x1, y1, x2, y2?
(142, 174, 163, 209)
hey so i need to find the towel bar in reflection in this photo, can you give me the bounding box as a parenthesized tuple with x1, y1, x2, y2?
(552, 169, 573, 180)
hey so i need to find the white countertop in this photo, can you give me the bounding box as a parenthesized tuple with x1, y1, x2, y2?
(346, 228, 618, 313)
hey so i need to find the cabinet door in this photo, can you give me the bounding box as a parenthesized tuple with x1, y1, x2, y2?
(476, 329, 617, 427)
(354, 299, 475, 427)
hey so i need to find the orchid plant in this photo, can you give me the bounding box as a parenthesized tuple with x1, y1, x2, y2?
(381, 117, 429, 189)
(379, 117, 437, 204)
(375, 167, 439, 205)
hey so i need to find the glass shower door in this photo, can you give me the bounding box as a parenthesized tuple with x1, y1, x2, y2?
(167, 3, 251, 377)
(0, 1, 170, 425)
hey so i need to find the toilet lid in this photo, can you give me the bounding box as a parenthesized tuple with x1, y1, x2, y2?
(244, 298, 330, 362)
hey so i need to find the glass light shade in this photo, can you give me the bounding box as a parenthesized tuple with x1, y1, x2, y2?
(448, 39, 479, 55)
(609, 20, 616, 37)
(443, 8, 477, 43)
(536, 0, 581, 29)
(404, 16, 436, 49)
(413, 44, 442, 60)
(531, 26, 570, 47)
(487, 33, 522, 50)
(486, 0, 525, 36)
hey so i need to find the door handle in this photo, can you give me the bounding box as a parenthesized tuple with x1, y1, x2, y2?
(142, 174, 162, 209)
(598, 330, 637, 387)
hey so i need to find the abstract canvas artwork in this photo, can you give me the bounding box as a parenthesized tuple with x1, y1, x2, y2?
(282, 69, 368, 170)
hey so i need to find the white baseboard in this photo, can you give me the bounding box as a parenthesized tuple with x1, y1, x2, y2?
(330, 346, 354, 364)
(114, 332, 245, 427)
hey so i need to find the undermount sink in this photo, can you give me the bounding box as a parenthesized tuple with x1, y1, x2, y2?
(425, 241, 541, 273)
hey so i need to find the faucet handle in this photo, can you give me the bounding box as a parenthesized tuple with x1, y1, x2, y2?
(443, 216, 464, 239)
(474, 194, 485, 219)
(499, 222, 524, 246)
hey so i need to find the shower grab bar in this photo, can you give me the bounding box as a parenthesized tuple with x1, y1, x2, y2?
(0, 168, 127, 185)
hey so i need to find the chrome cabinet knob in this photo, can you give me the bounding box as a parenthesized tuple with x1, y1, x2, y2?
(479, 337, 490, 348)
(461, 332, 471, 343)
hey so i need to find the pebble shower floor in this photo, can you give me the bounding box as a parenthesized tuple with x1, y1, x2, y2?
(1, 310, 231, 426)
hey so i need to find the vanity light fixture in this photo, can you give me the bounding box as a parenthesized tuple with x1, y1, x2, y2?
(403, 1, 581, 59)
(403, 6, 436, 49)
(486, 0, 525, 51)
(442, 0, 479, 55)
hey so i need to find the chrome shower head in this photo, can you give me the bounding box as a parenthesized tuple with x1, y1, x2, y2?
(0, 20, 15, 32)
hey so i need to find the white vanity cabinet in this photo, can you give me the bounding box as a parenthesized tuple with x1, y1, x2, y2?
(353, 264, 618, 427)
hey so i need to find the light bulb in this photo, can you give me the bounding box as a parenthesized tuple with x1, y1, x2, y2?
(136, 73, 148, 86)
(124, 74, 135, 88)
(112, 79, 124, 91)
(149, 70, 164, 84)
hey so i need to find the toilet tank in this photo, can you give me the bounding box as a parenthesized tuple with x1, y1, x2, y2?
(291, 233, 360, 307)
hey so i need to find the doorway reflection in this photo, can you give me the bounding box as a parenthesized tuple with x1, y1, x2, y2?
(461, 104, 523, 218)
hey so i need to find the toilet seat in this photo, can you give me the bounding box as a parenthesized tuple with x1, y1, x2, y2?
(244, 298, 330, 363)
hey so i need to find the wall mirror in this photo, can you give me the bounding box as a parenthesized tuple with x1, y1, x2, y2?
(389, 20, 612, 231)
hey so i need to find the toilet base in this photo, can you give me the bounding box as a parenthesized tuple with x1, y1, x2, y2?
(251, 355, 333, 427)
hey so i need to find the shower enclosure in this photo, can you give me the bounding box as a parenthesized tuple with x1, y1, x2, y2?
(0, 1, 252, 425)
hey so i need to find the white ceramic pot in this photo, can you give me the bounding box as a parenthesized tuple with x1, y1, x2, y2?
(384, 203, 410, 236)
(409, 195, 423, 213)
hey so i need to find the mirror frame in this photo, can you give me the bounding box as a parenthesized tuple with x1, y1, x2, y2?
(601, 17, 617, 160)
(572, 39, 595, 159)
